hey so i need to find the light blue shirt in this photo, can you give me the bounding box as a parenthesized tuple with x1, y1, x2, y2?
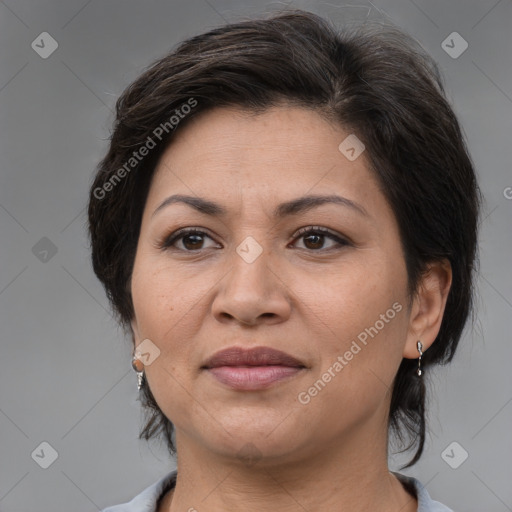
(101, 470, 454, 511)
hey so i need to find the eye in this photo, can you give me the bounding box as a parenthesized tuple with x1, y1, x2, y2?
(158, 226, 350, 253)
(159, 228, 219, 252)
(291, 226, 350, 251)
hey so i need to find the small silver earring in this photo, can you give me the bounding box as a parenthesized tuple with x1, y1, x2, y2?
(131, 355, 145, 390)
(416, 341, 423, 376)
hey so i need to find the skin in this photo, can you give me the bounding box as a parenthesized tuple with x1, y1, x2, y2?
(129, 105, 452, 512)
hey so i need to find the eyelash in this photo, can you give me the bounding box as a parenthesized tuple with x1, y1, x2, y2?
(158, 226, 350, 253)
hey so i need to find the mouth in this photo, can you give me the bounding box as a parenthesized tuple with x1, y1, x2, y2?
(201, 346, 307, 390)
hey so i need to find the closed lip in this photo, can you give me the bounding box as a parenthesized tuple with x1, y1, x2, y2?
(202, 346, 306, 369)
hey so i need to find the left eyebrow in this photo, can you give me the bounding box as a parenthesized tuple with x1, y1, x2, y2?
(274, 194, 369, 218)
(151, 193, 369, 219)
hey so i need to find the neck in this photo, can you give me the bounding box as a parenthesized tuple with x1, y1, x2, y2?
(164, 425, 417, 512)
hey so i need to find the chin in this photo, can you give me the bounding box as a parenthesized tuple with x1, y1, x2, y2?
(198, 417, 306, 460)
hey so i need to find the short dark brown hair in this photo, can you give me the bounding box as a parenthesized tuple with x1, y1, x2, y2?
(87, 9, 481, 467)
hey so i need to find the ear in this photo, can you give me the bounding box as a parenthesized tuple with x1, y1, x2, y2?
(403, 259, 452, 359)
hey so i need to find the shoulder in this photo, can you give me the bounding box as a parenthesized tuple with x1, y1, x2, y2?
(394, 472, 455, 512)
(101, 470, 177, 512)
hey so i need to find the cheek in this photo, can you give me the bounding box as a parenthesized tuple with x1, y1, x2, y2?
(293, 256, 409, 399)
(130, 257, 217, 387)
(131, 256, 206, 337)
(293, 254, 407, 339)
(295, 296, 408, 435)
(130, 259, 206, 426)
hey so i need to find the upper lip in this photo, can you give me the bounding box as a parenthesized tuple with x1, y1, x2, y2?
(202, 346, 305, 369)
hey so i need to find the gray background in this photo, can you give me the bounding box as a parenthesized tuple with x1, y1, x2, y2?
(0, 0, 511, 511)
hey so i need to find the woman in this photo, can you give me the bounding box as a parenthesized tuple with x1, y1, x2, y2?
(88, 9, 480, 512)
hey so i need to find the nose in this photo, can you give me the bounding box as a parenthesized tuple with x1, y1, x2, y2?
(211, 243, 292, 327)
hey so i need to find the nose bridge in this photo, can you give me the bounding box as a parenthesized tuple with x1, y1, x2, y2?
(212, 232, 291, 325)
(229, 233, 277, 298)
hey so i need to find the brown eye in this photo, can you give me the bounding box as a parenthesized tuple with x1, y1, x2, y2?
(160, 229, 218, 251)
(180, 233, 206, 250)
(292, 227, 350, 251)
(159, 226, 349, 253)
(302, 233, 325, 250)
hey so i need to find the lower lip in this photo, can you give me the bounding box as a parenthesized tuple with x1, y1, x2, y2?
(205, 365, 304, 390)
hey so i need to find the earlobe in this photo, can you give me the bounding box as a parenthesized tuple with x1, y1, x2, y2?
(403, 259, 452, 359)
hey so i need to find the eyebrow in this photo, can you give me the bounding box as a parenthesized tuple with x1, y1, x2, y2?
(152, 193, 369, 219)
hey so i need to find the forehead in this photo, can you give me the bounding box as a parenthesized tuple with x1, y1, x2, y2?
(155, 107, 372, 185)
(144, 106, 387, 224)
(158, 106, 354, 167)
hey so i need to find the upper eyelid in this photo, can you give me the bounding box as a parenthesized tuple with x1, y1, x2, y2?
(161, 226, 349, 248)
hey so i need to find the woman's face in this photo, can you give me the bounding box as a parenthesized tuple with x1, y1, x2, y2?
(130, 106, 420, 464)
